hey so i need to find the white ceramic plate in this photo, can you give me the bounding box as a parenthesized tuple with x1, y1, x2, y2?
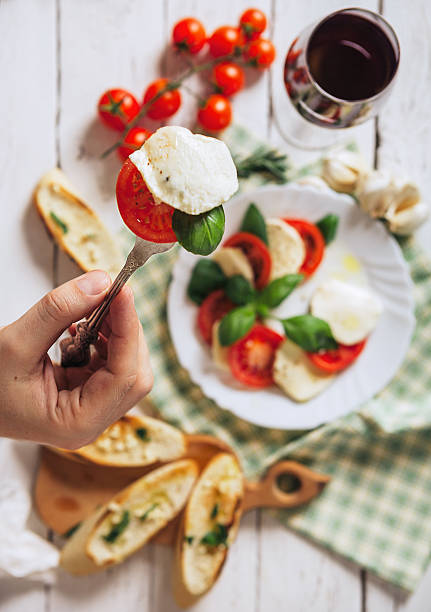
(167, 185, 415, 430)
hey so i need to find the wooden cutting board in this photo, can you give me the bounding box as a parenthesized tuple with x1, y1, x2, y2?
(35, 434, 329, 544)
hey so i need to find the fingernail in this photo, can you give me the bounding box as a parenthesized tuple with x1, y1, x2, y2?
(77, 270, 110, 295)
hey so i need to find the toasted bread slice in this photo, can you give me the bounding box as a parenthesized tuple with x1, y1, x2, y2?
(51, 414, 186, 467)
(34, 168, 123, 278)
(174, 453, 244, 606)
(60, 459, 198, 575)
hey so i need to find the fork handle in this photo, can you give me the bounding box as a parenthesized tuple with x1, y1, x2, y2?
(60, 266, 135, 368)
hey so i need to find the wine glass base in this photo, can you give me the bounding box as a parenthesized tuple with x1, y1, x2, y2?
(274, 95, 344, 151)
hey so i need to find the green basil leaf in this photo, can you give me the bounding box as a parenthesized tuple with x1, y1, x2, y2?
(218, 305, 256, 346)
(281, 315, 338, 352)
(102, 510, 130, 543)
(172, 206, 225, 256)
(257, 274, 303, 308)
(240, 203, 268, 244)
(224, 275, 255, 305)
(187, 259, 227, 305)
(316, 214, 339, 245)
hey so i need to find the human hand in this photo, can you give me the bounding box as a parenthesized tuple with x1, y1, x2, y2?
(0, 270, 153, 449)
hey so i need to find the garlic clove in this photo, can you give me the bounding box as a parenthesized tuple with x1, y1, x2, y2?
(356, 169, 395, 218)
(322, 150, 368, 193)
(388, 179, 421, 214)
(387, 201, 429, 236)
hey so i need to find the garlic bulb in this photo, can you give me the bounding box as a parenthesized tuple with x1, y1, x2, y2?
(321, 150, 368, 193)
(295, 175, 332, 192)
(356, 169, 395, 218)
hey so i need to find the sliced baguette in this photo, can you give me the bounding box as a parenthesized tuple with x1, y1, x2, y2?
(34, 168, 123, 278)
(51, 414, 186, 467)
(174, 453, 244, 606)
(60, 459, 198, 575)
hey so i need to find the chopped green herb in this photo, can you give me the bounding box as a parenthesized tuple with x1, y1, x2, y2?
(184, 535, 194, 545)
(63, 521, 82, 539)
(50, 212, 68, 234)
(200, 523, 229, 548)
(83, 233, 97, 240)
(139, 503, 159, 522)
(135, 427, 149, 442)
(210, 503, 219, 520)
(102, 510, 130, 543)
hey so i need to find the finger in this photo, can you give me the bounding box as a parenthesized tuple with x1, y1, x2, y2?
(94, 332, 108, 361)
(5, 270, 111, 368)
(105, 286, 140, 377)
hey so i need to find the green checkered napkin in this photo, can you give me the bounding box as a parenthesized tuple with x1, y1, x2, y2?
(122, 125, 431, 592)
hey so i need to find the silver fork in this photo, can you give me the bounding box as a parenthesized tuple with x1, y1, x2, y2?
(60, 236, 175, 367)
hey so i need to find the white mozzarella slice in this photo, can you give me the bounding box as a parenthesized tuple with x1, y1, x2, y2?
(273, 339, 334, 402)
(310, 279, 383, 345)
(211, 321, 230, 372)
(211, 247, 254, 283)
(130, 126, 238, 215)
(266, 218, 305, 280)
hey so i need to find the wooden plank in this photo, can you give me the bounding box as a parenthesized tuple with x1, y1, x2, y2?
(151, 511, 259, 611)
(258, 514, 362, 612)
(376, 0, 431, 255)
(0, 0, 56, 324)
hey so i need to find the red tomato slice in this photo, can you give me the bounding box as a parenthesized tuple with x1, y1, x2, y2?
(197, 290, 234, 345)
(116, 158, 177, 243)
(283, 218, 325, 277)
(224, 232, 271, 289)
(228, 325, 284, 388)
(307, 340, 367, 373)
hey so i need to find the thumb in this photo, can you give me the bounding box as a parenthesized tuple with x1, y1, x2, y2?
(8, 270, 110, 367)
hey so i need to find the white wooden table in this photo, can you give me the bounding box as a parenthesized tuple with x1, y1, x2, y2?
(1, 1, 431, 610)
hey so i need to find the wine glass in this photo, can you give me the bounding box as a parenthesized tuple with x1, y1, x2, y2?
(276, 8, 400, 150)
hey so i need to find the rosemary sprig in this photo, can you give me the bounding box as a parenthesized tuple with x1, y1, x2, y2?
(234, 145, 289, 183)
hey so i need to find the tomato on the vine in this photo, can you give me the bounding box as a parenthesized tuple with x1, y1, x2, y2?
(212, 62, 245, 97)
(97, 88, 140, 131)
(117, 127, 152, 161)
(239, 8, 267, 40)
(244, 38, 276, 68)
(208, 26, 245, 58)
(172, 17, 206, 54)
(116, 158, 177, 243)
(197, 94, 232, 132)
(143, 78, 181, 120)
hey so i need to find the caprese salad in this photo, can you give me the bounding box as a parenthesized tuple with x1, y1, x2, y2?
(187, 202, 383, 401)
(115, 126, 238, 255)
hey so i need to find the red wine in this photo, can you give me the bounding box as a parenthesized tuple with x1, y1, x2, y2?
(307, 11, 398, 101)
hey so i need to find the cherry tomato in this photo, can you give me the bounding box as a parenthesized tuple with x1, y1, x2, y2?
(97, 88, 140, 131)
(197, 94, 232, 132)
(283, 218, 325, 277)
(239, 8, 267, 40)
(228, 325, 283, 388)
(212, 62, 245, 97)
(208, 26, 245, 58)
(244, 38, 276, 69)
(116, 158, 177, 243)
(117, 127, 152, 161)
(224, 232, 271, 289)
(172, 17, 206, 54)
(307, 340, 367, 373)
(197, 290, 234, 345)
(143, 78, 181, 120)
